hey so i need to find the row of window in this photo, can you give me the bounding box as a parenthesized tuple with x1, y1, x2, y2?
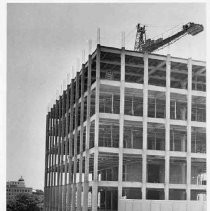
(97, 159, 206, 185)
(99, 94, 206, 122)
(98, 124, 205, 153)
(100, 70, 206, 92)
(48, 97, 205, 138)
(121, 188, 206, 201)
(100, 52, 206, 91)
(7, 189, 31, 193)
(46, 159, 206, 186)
(47, 125, 206, 160)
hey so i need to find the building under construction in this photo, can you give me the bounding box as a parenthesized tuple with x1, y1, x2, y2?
(44, 43, 206, 211)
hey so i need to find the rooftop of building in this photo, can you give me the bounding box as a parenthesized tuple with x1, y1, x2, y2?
(7, 177, 32, 189)
(98, 45, 206, 63)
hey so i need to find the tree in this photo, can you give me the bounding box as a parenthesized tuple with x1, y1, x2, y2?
(7, 193, 40, 211)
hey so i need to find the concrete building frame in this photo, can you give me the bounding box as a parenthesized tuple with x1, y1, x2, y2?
(44, 44, 206, 211)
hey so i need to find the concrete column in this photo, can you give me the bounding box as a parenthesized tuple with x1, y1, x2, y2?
(54, 104, 59, 210)
(47, 112, 51, 210)
(181, 135, 186, 152)
(111, 191, 113, 210)
(77, 65, 85, 211)
(68, 81, 75, 211)
(58, 97, 62, 211)
(142, 53, 148, 200)
(52, 103, 57, 210)
(52, 114, 56, 211)
(187, 58, 192, 200)
(72, 74, 79, 211)
(55, 101, 59, 210)
(181, 106, 187, 120)
(47, 113, 52, 211)
(61, 93, 66, 211)
(64, 86, 70, 211)
(44, 113, 50, 211)
(165, 54, 170, 200)
(54, 103, 59, 211)
(92, 45, 100, 211)
(182, 163, 186, 184)
(50, 109, 54, 211)
(118, 47, 125, 203)
(52, 106, 57, 211)
(83, 54, 92, 211)
(50, 112, 54, 210)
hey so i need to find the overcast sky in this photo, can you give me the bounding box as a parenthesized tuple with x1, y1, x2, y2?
(7, 3, 206, 189)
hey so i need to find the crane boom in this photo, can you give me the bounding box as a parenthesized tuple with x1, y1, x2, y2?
(134, 22, 204, 53)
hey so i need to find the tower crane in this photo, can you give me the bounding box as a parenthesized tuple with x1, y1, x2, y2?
(134, 22, 204, 53)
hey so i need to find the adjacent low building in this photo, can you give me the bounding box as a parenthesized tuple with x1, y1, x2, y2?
(7, 176, 32, 201)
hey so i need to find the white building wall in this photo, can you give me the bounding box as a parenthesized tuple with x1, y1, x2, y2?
(119, 199, 206, 211)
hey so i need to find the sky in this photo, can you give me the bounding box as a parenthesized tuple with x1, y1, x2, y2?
(7, 3, 206, 190)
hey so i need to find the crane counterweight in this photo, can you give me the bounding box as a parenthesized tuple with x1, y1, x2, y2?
(183, 22, 204, 36)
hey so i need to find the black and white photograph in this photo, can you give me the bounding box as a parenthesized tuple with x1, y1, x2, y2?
(1, 1, 208, 211)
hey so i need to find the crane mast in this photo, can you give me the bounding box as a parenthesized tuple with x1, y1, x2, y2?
(134, 22, 204, 53)
(134, 24, 146, 51)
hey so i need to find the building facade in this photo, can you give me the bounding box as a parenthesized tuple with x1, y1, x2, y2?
(7, 176, 32, 201)
(44, 45, 206, 211)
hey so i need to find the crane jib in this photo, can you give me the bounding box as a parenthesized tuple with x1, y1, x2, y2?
(134, 22, 204, 53)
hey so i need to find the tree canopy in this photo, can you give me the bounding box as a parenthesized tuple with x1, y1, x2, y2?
(7, 193, 41, 211)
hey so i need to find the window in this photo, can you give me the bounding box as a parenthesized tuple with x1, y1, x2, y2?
(148, 98, 165, 118)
